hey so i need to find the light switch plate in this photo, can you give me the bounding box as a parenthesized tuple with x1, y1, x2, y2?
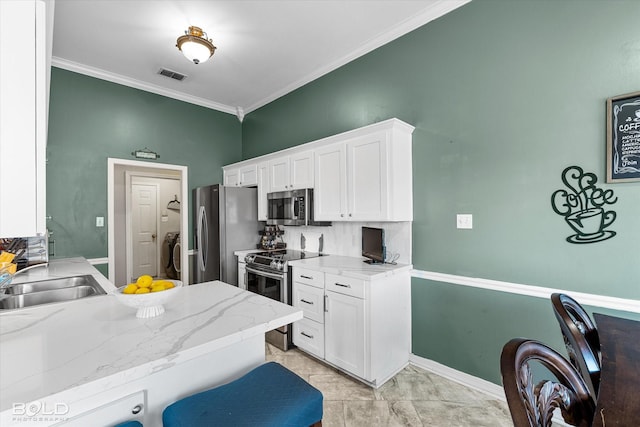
(96, 216, 104, 227)
(456, 214, 473, 229)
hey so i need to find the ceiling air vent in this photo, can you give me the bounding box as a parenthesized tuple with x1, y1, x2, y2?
(158, 68, 187, 81)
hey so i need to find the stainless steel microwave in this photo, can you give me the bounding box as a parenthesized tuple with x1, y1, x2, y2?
(266, 189, 330, 226)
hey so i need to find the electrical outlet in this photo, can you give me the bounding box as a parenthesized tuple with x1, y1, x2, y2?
(456, 214, 473, 229)
(96, 216, 104, 227)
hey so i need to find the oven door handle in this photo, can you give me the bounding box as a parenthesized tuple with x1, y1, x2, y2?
(245, 266, 284, 281)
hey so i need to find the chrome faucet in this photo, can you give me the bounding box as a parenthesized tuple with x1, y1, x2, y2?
(0, 263, 48, 292)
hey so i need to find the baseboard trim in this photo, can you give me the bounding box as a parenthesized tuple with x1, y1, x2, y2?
(409, 353, 506, 400)
(409, 353, 570, 426)
(412, 269, 640, 314)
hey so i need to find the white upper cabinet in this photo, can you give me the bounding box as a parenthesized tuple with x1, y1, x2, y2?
(223, 163, 257, 187)
(314, 143, 348, 220)
(268, 157, 289, 192)
(0, 0, 48, 237)
(315, 121, 413, 222)
(269, 150, 314, 192)
(257, 161, 269, 221)
(222, 119, 413, 223)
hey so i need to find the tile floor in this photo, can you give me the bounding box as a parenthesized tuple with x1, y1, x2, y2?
(265, 344, 514, 427)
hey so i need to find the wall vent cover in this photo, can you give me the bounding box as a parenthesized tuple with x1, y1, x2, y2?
(158, 68, 187, 81)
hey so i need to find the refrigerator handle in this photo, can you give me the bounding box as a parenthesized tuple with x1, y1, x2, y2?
(198, 206, 208, 272)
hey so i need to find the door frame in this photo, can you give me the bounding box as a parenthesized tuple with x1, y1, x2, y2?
(108, 158, 189, 286)
(126, 176, 160, 282)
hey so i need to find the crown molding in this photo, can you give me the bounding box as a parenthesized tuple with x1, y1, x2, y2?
(51, 57, 237, 115)
(243, 0, 471, 113)
(52, 0, 471, 116)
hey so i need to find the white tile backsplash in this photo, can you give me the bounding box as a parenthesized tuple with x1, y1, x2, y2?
(280, 222, 412, 264)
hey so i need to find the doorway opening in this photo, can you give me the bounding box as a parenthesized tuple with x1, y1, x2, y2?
(108, 158, 189, 287)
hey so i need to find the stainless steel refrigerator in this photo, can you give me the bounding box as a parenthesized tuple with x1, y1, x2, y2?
(193, 184, 259, 285)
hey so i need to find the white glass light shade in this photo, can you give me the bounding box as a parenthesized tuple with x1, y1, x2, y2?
(181, 40, 212, 64)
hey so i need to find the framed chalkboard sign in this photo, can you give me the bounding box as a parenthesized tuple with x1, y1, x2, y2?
(606, 91, 640, 183)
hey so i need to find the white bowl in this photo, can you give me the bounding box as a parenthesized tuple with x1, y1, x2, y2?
(113, 280, 183, 318)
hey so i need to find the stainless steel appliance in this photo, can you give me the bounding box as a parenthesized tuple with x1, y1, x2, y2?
(266, 188, 330, 226)
(244, 249, 323, 350)
(193, 184, 259, 285)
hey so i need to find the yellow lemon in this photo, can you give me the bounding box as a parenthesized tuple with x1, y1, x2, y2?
(136, 275, 153, 288)
(123, 283, 138, 294)
(163, 281, 175, 289)
(151, 284, 166, 293)
(134, 287, 150, 294)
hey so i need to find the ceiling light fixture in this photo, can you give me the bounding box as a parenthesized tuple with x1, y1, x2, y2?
(176, 26, 216, 65)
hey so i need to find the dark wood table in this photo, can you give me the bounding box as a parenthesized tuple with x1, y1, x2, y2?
(592, 313, 640, 427)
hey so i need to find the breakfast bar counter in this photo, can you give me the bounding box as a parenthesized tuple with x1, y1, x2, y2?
(0, 259, 302, 426)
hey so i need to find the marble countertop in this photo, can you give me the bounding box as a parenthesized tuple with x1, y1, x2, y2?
(289, 254, 412, 280)
(0, 259, 302, 413)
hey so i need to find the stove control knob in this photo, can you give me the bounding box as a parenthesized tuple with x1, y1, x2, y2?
(276, 261, 284, 271)
(270, 260, 278, 269)
(245, 255, 255, 263)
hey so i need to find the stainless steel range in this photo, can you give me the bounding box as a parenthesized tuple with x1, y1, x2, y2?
(244, 249, 322, 350)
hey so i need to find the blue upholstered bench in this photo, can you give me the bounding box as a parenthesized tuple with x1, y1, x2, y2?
(112, 421, 142, 427)
(163, 362, 323, 427)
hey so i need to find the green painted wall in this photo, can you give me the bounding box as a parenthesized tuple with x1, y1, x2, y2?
(242, 0, 640, 384)
(47, 68, 241, 259)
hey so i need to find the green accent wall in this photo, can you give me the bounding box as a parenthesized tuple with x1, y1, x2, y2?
(241, 0, 640, 384)
(47, 68, 241, 259)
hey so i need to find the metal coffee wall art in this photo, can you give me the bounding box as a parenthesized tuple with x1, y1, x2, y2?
(551, 166, 618, 244)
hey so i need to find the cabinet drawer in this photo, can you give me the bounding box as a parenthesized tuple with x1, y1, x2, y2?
(293, 267, 324, 289)
(293, 282, 325, 323)
(293, 317, 325, 359)
(325, 274, 366, 298)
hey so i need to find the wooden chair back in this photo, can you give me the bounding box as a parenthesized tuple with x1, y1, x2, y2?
(500, 338, 595, 427)
(551, 293, 601, 399)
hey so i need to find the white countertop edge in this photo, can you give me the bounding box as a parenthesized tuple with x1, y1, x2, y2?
(288, 255, 412, 279)
(0, 309, 302, 419)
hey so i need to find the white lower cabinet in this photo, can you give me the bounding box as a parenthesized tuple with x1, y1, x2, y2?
(293, 317, 325, 359)
(55, 391, 146, 427)
(324, 289, 365, 378)
(238, 260, 246, 289)
(292, 264, 410, 387)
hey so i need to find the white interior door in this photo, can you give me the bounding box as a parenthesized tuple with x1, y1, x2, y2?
(131, 184, 158, 281)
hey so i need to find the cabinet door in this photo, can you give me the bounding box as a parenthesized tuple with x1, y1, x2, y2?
(314, 143, 347, 221)
(347, 132, 388, 221)
(223, 168, 239, 186)
(239, 164, 257, 186)
(289, 151, 314, 189)
(325, 290, 365, 378)
(0, 0, 46, 237)
(257, 161, 269, 221)
(237, 262, 246, 289)
(269, 157, 290, 192)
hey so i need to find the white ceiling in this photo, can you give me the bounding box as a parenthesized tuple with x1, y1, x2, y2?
(52, 0, 469, 118)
